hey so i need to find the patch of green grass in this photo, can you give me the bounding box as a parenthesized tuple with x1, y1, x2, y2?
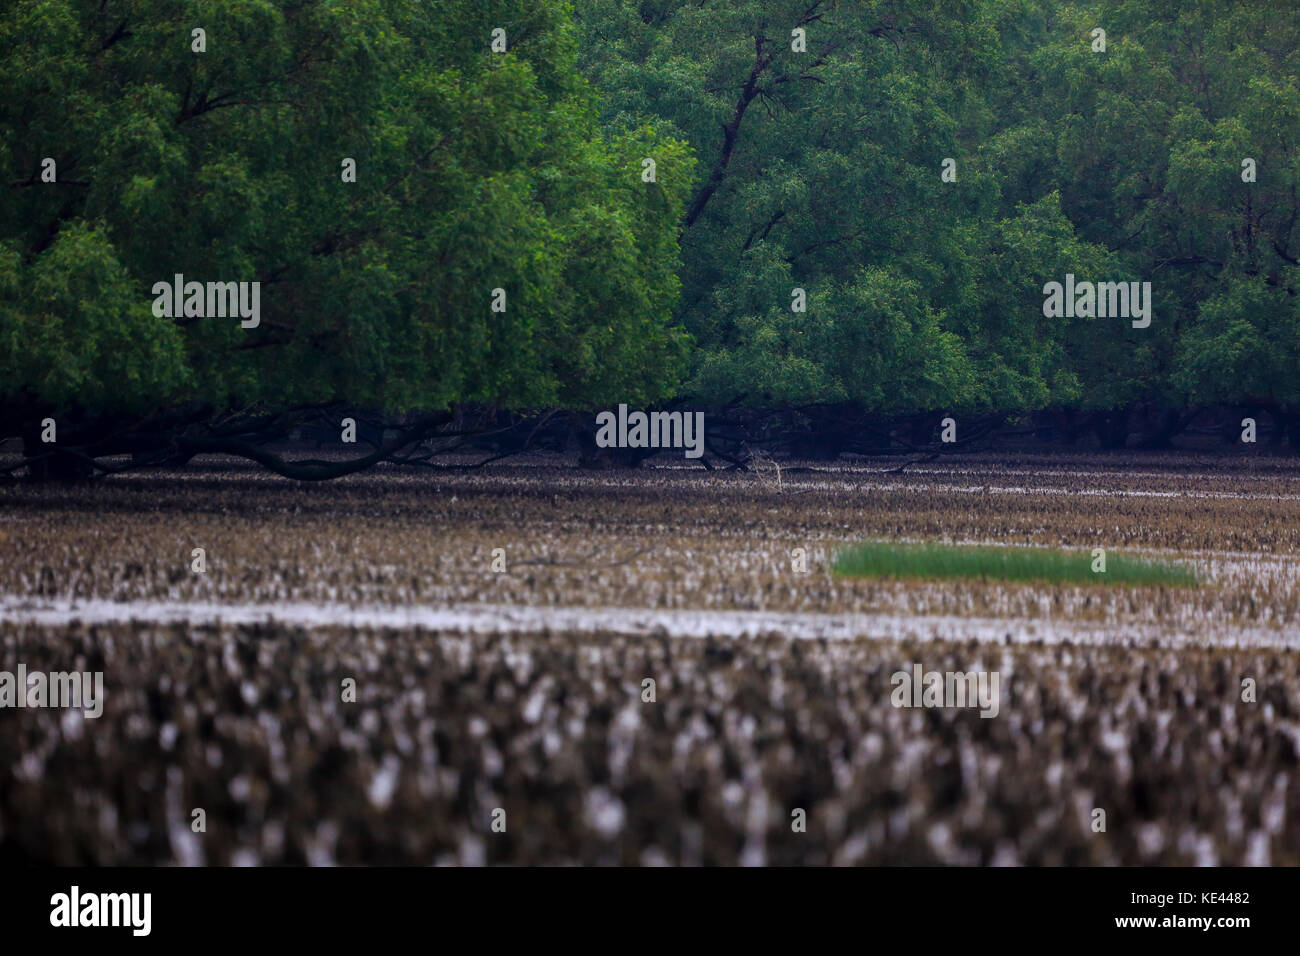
(832, 541, 1198, 587)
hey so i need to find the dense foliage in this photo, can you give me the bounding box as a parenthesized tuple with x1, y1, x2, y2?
(1, 0, 1298, 472)
(0, 0, 692, 427)
(578, 0, 1300, 416)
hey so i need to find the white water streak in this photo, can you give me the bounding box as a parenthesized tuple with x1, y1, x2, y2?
(3, 595, 1297, 650)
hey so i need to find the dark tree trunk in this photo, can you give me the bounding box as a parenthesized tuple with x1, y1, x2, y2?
(1093, 408, 1131, 450)
(21, 429, 95, 481)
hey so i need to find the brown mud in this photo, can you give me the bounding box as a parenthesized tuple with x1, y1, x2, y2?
(1, 451, 1298, 864)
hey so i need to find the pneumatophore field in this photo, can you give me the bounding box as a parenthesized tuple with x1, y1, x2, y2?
(2, 451, 1298, 864)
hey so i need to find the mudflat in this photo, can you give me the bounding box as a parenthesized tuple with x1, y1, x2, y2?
(1, 451, 1298, 864)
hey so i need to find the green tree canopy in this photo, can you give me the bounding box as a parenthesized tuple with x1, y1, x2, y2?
(0, 0, 693, 427)
(576, 0, 1300, 417)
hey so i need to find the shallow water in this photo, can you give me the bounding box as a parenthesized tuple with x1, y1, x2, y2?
(4, 593, 1299, 650)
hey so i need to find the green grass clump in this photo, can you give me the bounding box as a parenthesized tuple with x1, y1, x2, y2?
(832, 541, 1198, 587)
